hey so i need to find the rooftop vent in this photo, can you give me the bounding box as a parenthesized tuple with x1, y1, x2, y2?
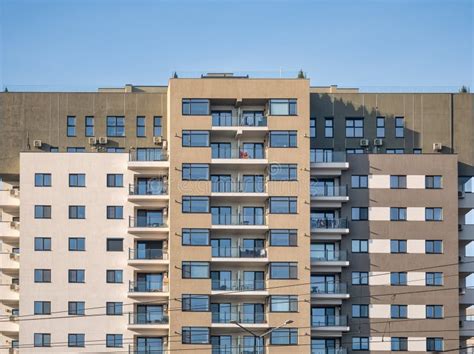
(201, 73, 249, 79)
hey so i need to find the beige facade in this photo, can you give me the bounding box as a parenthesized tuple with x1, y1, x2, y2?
(0, 77, 472, 353)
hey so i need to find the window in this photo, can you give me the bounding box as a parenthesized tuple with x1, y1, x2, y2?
(85, 116, 94, 137)
(35, 173, 51, 187)
(391, 305, 408, 318)
(391, 240, 407, 254)
(426, 305, 443, 319)
(182, 327, 210, 344)
(269, 99, 297, 116)
(107, 174, 123, 187)
(386, 148, 404, 154)
(426, 272, 443, 286)
(107, 206, 123, 219)
(311, 148, 334, 163)
(182, 196, 209, 213)
(352, 304, 369, 318)
(346, 148, 364, 154)
(67, 147, 86, 152)
(34, 205, 51, 219)
(270, 296, 298, 312)
(352, 240, 368, 253)
(352, 207, 368, 221)
(68, 333, 85, 347)
(69, 173, 86, 187)
(68, 301, 85, 315)
(182, 164, 209, 180)
(390, 175, 407, 189)
(269, 229, 297, 246)
(345, 118, 364, 137)
(310, 118, 316, 138)
(49, 146, 59, 152)
(269, 197, 297, 214)
(269, 164, 297, 181)
(426, 240, 443, 254)
(182, 262, 210, 278)
(426, 175, 442, 189)
(34, 333, 51, 347)
(376, 117, 385, 138)
(182, 99, 210, 115)
(182, 229, 210, 246)
(106, 147, 125, 153)
(270, 262, 297, 279)
(351, 175, 368, 189)
(136, 116, 146, 137)
(34, 301, 51, 315)
(425, 208, 443, 221)
(270, 328, 298, 345)
(392, 337, 408, 351)
(427, 338, 443, 351)
(34, 269, 51, 283)
(352, 337, 369, 351)
(107, 116, 125, 137)
(182, 130, 210, 147)
(390, 207, 407, 221)
(270, 131, 297, 148)
(106, 270, 123, 283)
(391, 272, 407, 286)
(153, 116, 162, 136)
(182, 295, 210, 312)
(69, 237, 85, 251)
(69, 269, 85, 283)
(69, 205, 86, 219)
(325, 118, 334, 138)
(413, 148, 422, 154)
(67, 116, 76, 137)
(35, 237, 51, 251)
(106, 334, 123, 348)
(395, 117, 404, 138)
(106, 238, 123, 251)
(106, 302, 123, 315)
(352, 272, 369, 285)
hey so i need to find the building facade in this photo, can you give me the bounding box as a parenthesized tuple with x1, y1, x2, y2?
(0, 76, 472, 353)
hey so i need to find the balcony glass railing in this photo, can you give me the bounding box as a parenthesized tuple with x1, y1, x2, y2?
(129, 312, 169, 325)
(310, 185, 347, 197)
(311, 282, 348, 295)
(129, 216, 166, 228)
(212, 181, 265, 193)
(212, 115, 267, 127)
(129, 183, 167, 195)
(129, 281, 167, 293)
(212, 247, 267, 258)
(129, 149, 168, 162)
(311, 348, 347, 354)
(311, 315, 348, 327)
(310, 218, 348, 229)
(212, 214, 265, 226)
(211, 311, 266, 324)
(128, 345, 164, 354)
(310, 250, 347, 262)
(212, 345, 265, 354)
(310, 151, 346, 163)
(129, 249, 167, 260)
(212, 280, 265, 292)
(212, 148, 265, 159)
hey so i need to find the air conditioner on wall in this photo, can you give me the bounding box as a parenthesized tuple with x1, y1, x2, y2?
(33, 140, 42, 148)
(88, 137, 97, 145)
(433, 142, 442, 151)
(98, 137, 108, 144)
(374, 138, 383, 146)
(153, 136, 162, 145)
(359, 139, 369, 147)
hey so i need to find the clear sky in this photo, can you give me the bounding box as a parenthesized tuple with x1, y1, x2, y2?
(0, 0, 473, 91)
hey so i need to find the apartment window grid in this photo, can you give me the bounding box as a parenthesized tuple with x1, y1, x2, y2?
(34, 333, 51, 347)
(426, 175, 442, 189)
(426, 272, 443, 286)
(182, 229, 210, 246)
(395, 117, 405, 138)
(352, 337, 369, 351)
(69, 173, 86, 187)
(106, 334, 123, 348)
(269, 262, 297, 279)
(182, 295, 210, 312)
(390, 272, 407, 286)
(106, 302, 123, 315)
(106, 270, 123, 283)
(390, 175, 407, 189)
(68, 269, 85, 283)
(376, 116, 385, 138)
(107, 174, 123, 187)
(391, 304, 408, 318)
(270, 295, 298, 312)
(136, 116, 146, 137)
(269, 164, 297, 181)
(352, 272, 369, 285)
(325, 117, 334, 138)
(269, 328, 298, 345)
(269, 99, 297, 116)
(182, 130, 210, 147)
(269, 131, 297, 148)
(69, 237, 85, 251)
(106, 238, 123, 251)
(34, 301, 51, 315)
(68, 333, 85, 347)
(69, 205, 86, 219)
(154, 116, 162, 136)
(352, 304, 369, 318)
(352, 240, 368, 253)
(182, 327, 210, 344)
(427, 338, 443, 351)
(390, 207, 407, 221)
(34, 269, 51, 283)
(351, 175, 368, 189)
(182, 262, 210, 279)
(182, 196, 210, 213)
(67, 116, 76, 137)
(269, 229, 297, 246)
(391, 337, 408, 351)
(182, 164, 209, 180)
(352, 207, 368, 221)
(426, 305, 443, 319)
(182, 99, 210, 116)
(35, 173, 51, 187)
(310, 118, 316, 138)
(345, 118, 364, 138)
(391, 240, 407, 254)
(85, 116, 94, 137)
(34, 205, 51, 219)
(107, 206, 124, 219)
(269, 197, 297, 214)
(426, 240, 443, 254)
(425, 207, 443, 221)
(106, 116, 125, 137)
(34, 237, 51, 251)
(68, 301, 85, 315)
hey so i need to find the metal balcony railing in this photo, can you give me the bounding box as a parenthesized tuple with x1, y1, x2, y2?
(211, 311, 266, 324)
(129, 183, 167, 195)
(310, 250, 347, 262)
(311, 348, 347, 354)
(311, 282, 348, 295)
(310, 218, 348, 229)
(212, 115, 267, 127)
(212, 280, 265, 292)
(311, 315, 348, 327)
(128, 312, 169, 325)
(129, 281, 167, 293)
(129, 150, 168, 162)
(310, 185, 348, 197)
(212, 148, 265, 159)
(212, 247, 267, 258)
(212, 181, 265, 193)
(211, 345, 265, 354)
(129, 249, 167, 260)
(128, 345, 165, 354)
(129, 216, 166, 228)
(212, 214, 265, 226)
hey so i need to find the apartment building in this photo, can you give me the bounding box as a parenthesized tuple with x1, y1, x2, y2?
(0, 75, 472, 353)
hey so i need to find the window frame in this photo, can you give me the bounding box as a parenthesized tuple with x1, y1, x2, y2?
(34, 237, 52, 251)
(351, 175, 368, 189)
(352, 239, 369, 253)
(35, 173, 52, 187)
(69, 173, 86, 187)
(324, 117, 334, 138)
(269, 229, 297, 247)
(106, 174, 124, 187)
(376, 116, 385, 138)
(269, 99, 297, 116)
(136, 116, 146, 137)
(269, 262, 297, 279)
(182, 261, 210, 279)
(395, 117, 405, 138)
(67, 116, 76, 137)
(182, 99, 210, 116)
(69, 205, 86, 219)
(345, 117, 364, 138)
(182, 196, 210, 213)
(182, 164, 210, 181)
(352, 207, 368, 221)
(85, 116, 94, 137)
(182, 229, 210, 246)
(182, 130, 210, 147)
(106, 116, 125, 137)
(269, 131, 297, 148)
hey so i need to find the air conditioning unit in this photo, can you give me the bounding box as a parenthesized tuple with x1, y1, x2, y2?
(98, 137, 108, 145)
(9, 315, 17, 322)
(88, 137, 97, 145)
(433, 142, 442, 151)
(10, 221, 19, 229)
(5, 309, 11, 313)
(33, 140, 42, 148)
(9, 189, 19, 197)
(153, 136, 162, 145)
(9, 253, 18, 260)
(459, 190, 465, 199)
(374, 138, 383, 146)
(10, 284, 19, 291)
(162, 140, 168, 150)
(359, 139, 370, 147)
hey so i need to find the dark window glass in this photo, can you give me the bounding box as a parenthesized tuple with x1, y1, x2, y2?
(136, 116, 146, 137)
(391, 305, 408, 318)
(390, 207, 407, 221)
(182, 262, 210, 279)
(182, 164, 209, 180)
(69, 237, 85, 251)
(67, 116, 76, 137)
(269, 99, 297, 116)
(269, 229, 297, 246)
(34, 333, 51, 347)
(182, 327, 210, 344)
(107, 174, 123, 187)
(391, 240, 407, 254)
(352, 304, 369, 318)
(352, 272, 369, 285)
(35, 173, 52, 187)
(310, 118, 316, 138)
(182, 99, 210, 115)
(107, 206, 123, 219)
(269, 131, 297, 147)
(269, 197, 297, 214)
(425, 207, 443, 221)
(269, 164, 297, 181)
(35, 237, 51, 251)
(106, 116, 125, 137)
(325, 118, 334, 138)
(85, 116, 94, 137)
(351, 207, 368, 221)
(426, 305, 443, 319)
(352, 337, 369, 350)
(34, 269, 51, 283)
(182, 196, 209, 213)
(69, 174, 86, 187)
(270, 262, 297, 279)
(106, 270, 123, 283)
(345, 118, 364, 137)
(427, 338, 443, 351)
(390, 175, 407, 189)
(34, 301, 51, 315)
(391, 337, 408, 351)
(376, 117, 385, 138)
(106, 334, 123, 348)
(270, 296, 298, 312)
(68, 269, 85, 283)
(106, 302, 123, 315)
(107, 238, 123, 251)
(34, 205, 51, 219)
(426, 240, 443, 254)
(182, 131, 210, 147)
(390, 272, 407, 285)
(426, 272, 443, 286)
(395, 117, 405, 138)
(270, 328, 298, 345)
(182, 295, 210, 312)
(68, 333, 85, 347)
(352, 240, 368, 253)
(426, 175, 442, 189)
(153, 116, 162, 136)
(182, 229, 210, 246)
(68, 301, 85, 315)
(351, 175, 368, 189)
(69, 205, 86, 219)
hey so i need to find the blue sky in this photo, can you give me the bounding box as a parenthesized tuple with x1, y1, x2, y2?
(0, 0, 472, 91)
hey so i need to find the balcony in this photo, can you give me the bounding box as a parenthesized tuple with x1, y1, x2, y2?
(128, 312, 169, 332)
(211, 280, 267, 296)
(311, 250, 349, 270)
(211, 214, 267, 231)
(0, 316, 19, 334)
(128, 249, 169, 268)
(459, 224, 474, 241)
(128, 149, 169, 171)
(211, 247, 268, 264)
(310, 186, 349, 208)
(0, 252, 20, 271)
(211, 115, 268, 137)
(128, 183, 168, 206)
(211, 311, 267, 328)
(1, 284, 19, 302)
(128, 216, 168, 236)
(460, 255, 474, 274)
(128, 281, 169, 299)
(311, 315, 350, 334)
(128, 345, 165, 354)
(460, 287, 474, 305)
(311, 282, 350, 304)
(460, 319, 474, 338)
(212, 344, 264, 354)
(310, 152, 349, 176)
(311, 348, 347, 354)
(310, 218, 349, 238)
(0, 189, 20, 209)
(211, 148, 267, 166)
(0, 222, 20, 239)
(459, 191, 474, 211)
(211, 181, 267, 200)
